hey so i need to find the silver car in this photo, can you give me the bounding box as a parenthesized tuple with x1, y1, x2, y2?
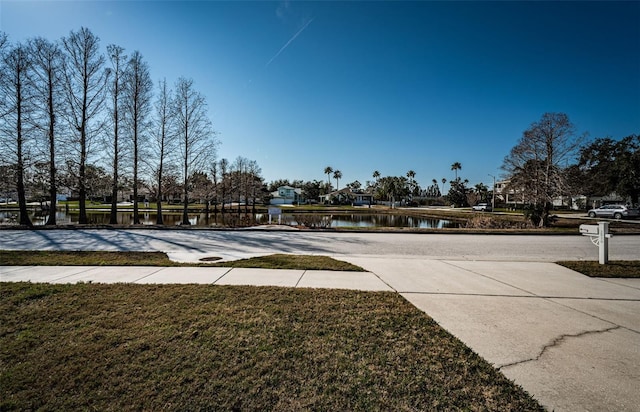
(472, 203, 492, 211)
(587, 204, 640, 219)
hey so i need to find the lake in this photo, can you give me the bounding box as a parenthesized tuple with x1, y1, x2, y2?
(1, 210, 460, 229)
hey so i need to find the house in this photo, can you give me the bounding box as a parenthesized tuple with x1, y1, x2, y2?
(270, 186, 303, 205)
(320, 188, 374, 206)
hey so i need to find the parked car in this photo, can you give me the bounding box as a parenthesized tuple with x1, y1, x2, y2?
(472, 203, 492, 212)
(587, 204, 640, 219)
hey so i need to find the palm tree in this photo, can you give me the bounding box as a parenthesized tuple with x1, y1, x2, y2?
(333, 170, 342, 190)
(451, 162, 462, 180)
(406, 170, 416, 182)
(372, 170, 380, 182)
(432, 178, 439, 196)
(324, 166, 333, 190)
(406, 170, 416, 201)
(442, 177, 447, 195)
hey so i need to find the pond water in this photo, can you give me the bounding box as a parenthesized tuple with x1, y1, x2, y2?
(1, 210, 460, 229)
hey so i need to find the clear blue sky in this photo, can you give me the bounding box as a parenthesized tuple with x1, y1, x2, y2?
(2, 1, 639, 189)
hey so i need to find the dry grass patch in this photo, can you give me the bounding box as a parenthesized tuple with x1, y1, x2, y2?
(0, 282, 542, 411)
(210, 254, 364, 271)
(557, 260, 640, 278)
(0, 251, 364, 271)
(0, 250, 178, 266)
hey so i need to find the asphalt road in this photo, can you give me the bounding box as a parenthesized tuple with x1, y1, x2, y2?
(1, 229, 639, 262)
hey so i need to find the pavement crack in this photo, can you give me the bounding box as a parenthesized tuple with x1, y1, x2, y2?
(498, 325, 621, 370)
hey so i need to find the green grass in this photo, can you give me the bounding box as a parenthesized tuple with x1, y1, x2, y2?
(0, 251, 364, 271)
(0, 282, 542, 411)
(557, 260, 640, 278)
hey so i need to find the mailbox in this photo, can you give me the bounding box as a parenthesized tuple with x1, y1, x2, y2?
(580, 222, 611, 264)
(579, 224, 599, 235)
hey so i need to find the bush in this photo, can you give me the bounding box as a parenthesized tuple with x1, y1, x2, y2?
(292, 214, 332, 228)
(465, 215, 534, 229)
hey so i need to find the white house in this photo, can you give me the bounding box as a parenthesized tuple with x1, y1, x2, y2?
(320, 188, 374, 205)
(270, 186, 303, 205)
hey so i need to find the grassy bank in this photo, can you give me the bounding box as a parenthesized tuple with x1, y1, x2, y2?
(0, 251, 365, 271)
(0, 282, 542, 411)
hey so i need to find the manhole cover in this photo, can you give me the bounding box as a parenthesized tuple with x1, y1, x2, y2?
(199, 256, 223, 262)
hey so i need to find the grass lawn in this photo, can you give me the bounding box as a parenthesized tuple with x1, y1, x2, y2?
(557, 260, 640, 278)
(0, 251, 364, 271)
(0, 282, 542, 411)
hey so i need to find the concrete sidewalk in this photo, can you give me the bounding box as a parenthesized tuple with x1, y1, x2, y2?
(0, 265, 393, 291)
(2, 261, 639, 411)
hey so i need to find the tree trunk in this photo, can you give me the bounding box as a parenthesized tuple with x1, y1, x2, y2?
(156, 167, 164, 225)
(45, 76, 57, 225)
(15, 70, 32, 227)
(182, 140, 190, 225)
(133, 129, 139, 224)
(79, 104, 88, 224)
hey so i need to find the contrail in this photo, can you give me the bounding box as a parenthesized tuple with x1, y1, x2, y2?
(266, 17, 315, 67)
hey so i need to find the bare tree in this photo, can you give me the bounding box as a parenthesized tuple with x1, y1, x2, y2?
(61, 27, 109, 224)
(210, 160, 220, 216)
(0, 32, 7, 51)
(149, 78, 175, 224)
(124, 50, 153, 224)
(219, 158, 229, 214)
(247, 160, 262, 214)
(502, 112, 585, 227)
(173, 77, 216, 225)
(0, 41, 33, 226)
(232, 156, 247, 214)
(29, 37, 64, 225)
(106, 44, 126, 224)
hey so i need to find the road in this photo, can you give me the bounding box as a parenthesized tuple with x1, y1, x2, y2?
(1, 229, 639, 262)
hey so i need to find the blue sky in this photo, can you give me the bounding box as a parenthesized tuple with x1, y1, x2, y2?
(2, 0, 639, 190)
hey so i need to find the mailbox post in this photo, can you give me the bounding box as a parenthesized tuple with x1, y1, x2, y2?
(579, 222, 612, 264)
(598, 221, 610, 264)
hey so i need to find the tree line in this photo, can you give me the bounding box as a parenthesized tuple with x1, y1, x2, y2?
(0, 27, 233, 226)
(2, 28, 635, 229)
(501, 112, 639, 227)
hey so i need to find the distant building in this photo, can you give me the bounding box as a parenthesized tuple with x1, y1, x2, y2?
(270, 186, 303, 205)
(320, 188, 374, 205)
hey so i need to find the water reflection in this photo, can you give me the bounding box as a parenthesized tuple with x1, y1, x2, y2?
(4, 210, 460, 229)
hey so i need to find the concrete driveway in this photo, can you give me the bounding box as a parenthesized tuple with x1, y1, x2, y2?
(342, 256, 640, 412)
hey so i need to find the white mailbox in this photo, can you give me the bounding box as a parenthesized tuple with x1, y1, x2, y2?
(579, 224, 599, 236)
(580, 221, 611, 264)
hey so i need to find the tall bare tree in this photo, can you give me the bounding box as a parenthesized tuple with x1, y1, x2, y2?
(0, 41, 33, 226)
(173, 77, 216, 225)
(219, 158, 229, 214)
(29, 37, 64, 225)
(62, 27, 108, 224)
(106, 44, 126, 224)
(124, 50, 153, 224)
(502, 112, 585, 226)
(247, 159, 262, 214)
(149, 78, 175, 225)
